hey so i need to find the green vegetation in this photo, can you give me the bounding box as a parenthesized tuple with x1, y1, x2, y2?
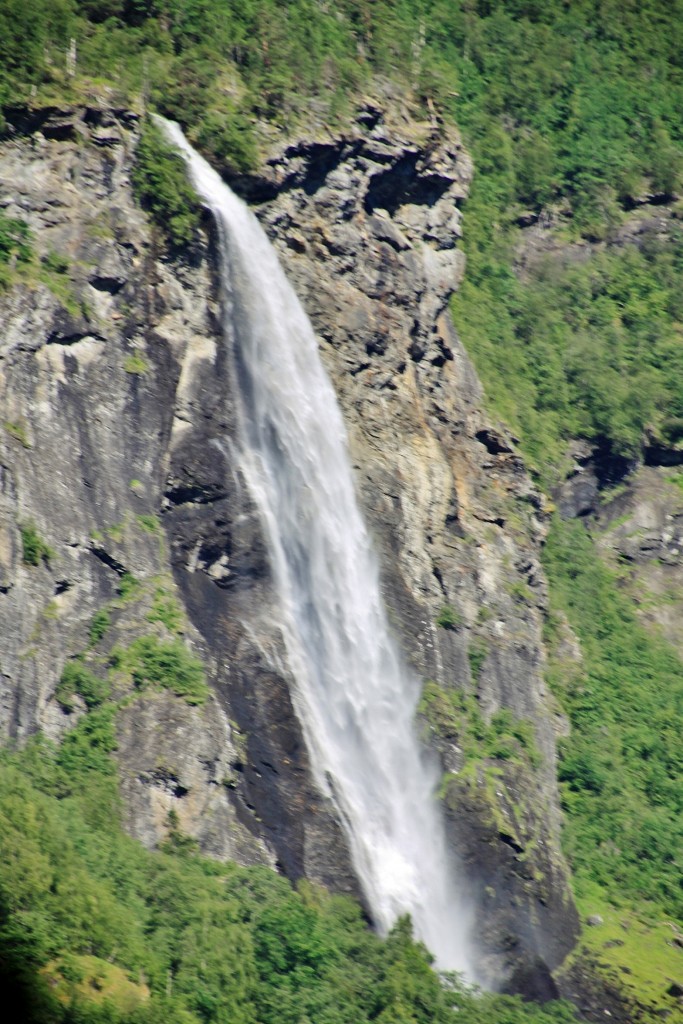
(106, 522, 125, 543)
(0, 0, 72, 108)
(35, 246, 83, 317)
(123, 352, 149, 375)
(3, 0, 678, 228)
(3, 0, 683, 1017)
(436, 604, 462, 630)
(434, 2, 683, 483)
(420, 680, 540, 770)
(454, 232, 683, 485)
(110, 635, 208, 706)
(544, 518, 683, 919)
(21, 522, 54, 568)
(42, 250, 70, 275)
(467, 639, 488, 684)
(0, 0, 680, 478)
(0, 209, 83, 305)
(42, 601, 60, 621)
(136, 514, 159, 534)
(55, 662, 111, 712)
(42, 954, 149, 1015)
(506, 580, 534, 605)
(147, 587, 183, 635)
(89, 610, 111, 647)
(117, 572, 140, 601)
(0, 211, 32, 263)
(565, 880, 683, 1019)
(0, 714, 576, 1024)
(131, 119, 200, 248)
(3, 418, 31, 448)
(0, 210, 32, 287)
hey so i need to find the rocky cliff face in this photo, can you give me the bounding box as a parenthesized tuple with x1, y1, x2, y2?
(237, 101, 578, 987)
(0, 105, 277, 871)
(0, 103, 577, 990)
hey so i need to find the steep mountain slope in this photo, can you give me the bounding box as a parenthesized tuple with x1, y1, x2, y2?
(2, 1, 683, 1021)
(249, 100, 578, 986)
(0, 98, 577, 993)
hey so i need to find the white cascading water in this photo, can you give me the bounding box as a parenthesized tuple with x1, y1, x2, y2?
(162, 119, 474, 976)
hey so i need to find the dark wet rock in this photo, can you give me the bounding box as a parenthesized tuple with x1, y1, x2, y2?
(557, 950, 649, 1023)
(502, 957, 560, 1003)
(555, 440, 636, 520)
(556, 441, 600, 519)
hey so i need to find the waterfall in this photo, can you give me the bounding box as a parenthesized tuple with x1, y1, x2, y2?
(161, 119, 474, 976)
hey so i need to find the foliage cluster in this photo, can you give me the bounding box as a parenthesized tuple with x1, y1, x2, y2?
(4, 1, 679, 209)
(0, 208, 81, 311)
(0, 210, 32, 286)
(0, 0, 73, 106)
(122, 352, 149, 375)
(56, 662, 111, 712)
(420, 680, 540, 770)
(435, 604, 462, 630)
(89, 610, 111, 647)
(434, 0, 683, 478)
(467, 638, 488, 684)
(42, 250, 70, 275)
(0, 209, 34, 289)
(110, 635, 208, 705)
(0, 722, 576, 1024)
(131, 120, 200, 248)
(543, 518, 683, 920)
(135, 514, 159, 535)
(422, 1, 683, 222)
(4, 418, 31, 448)
(117, 572, 140, 601)
(146, 586, 183, 634)
(21, 522, 54, 567)
(453, 225, 683, 485)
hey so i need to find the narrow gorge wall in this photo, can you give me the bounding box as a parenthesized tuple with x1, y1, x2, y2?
(0, 104, 577, 990)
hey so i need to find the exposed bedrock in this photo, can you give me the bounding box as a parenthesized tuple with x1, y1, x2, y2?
(0, 105, 357, 896)
(0, 102, 578, 989)
(228, 100, 579, 986)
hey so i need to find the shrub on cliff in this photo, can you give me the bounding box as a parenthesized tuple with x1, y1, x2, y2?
(0, 212, 33, 289)
(20, 522, 54, 567)
(194, 108, 257, 175)
(110, 635, 209, 705)
(56, 662, 110, 711)
(132, 119, 200, 249)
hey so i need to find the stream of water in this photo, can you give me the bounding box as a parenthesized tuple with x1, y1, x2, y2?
(161, 119, 474, 976)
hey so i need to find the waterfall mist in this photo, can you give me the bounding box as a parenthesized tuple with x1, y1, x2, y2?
(162, 119, 475, 976)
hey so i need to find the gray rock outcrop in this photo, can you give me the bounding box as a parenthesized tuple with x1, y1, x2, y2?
(0, 105, 279, 871)
(0, 101, 578, 990)
(239, 101, 578, 985)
